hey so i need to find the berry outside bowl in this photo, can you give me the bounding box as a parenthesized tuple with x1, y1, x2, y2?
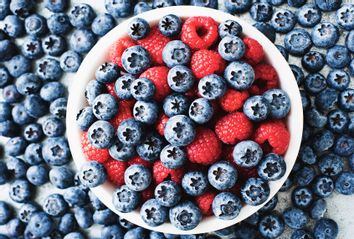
(66, 6, 303, 235)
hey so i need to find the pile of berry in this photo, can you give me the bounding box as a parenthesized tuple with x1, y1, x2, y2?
(77, 13, 292, 231)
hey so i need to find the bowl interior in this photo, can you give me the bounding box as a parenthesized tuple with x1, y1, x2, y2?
(66, 6, 303, 235)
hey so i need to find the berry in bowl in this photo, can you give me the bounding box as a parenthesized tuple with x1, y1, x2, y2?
(67, 6, 303, 235)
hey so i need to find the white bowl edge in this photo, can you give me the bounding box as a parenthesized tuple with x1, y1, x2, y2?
(66, 6, 303, 235)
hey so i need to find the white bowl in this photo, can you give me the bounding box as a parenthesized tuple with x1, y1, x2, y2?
(66, 6, 303, 235)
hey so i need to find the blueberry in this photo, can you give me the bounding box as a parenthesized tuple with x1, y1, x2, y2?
(50, 97, 67, 118)
(130, 77, 155, 101)
(89, 190, 105, 210)
(163, 40, 191, 68)
(326, 45, 350, 69)
(280, 178, 293, 192)
(85, 80, 105, 105)
(134, 2, 152, 15)
(68, 3, 95, 29)
(26, 164, 48, 186)
(42, 116, 64, 138)
(124, 227, 147, 239)
(0, 0, 10, 20)
(92, 13, 115, 37)
(18, 203, 38, 223)
(44, 0, 67, 12)
(311, 22, 339, 48)
(241, 177, 270, 206)
(24, 143, 43, 165)
(224, 0, 252, 13)
(133, 100, 159, 124)
(42, 137, 70, 166)
(128, 17, 150, 41)
(284, 28, 312, 56)
(27, 212, 53, 237)
(24, 13, 47, 37)
(167, 65, 195, 93)
(9, 179, 33, 203)
(314, 88, 338, 112)
(49, 166, 74, 189)
(154, 180, 181, 207)
(218, 36, 245, 61)
(224, 61, 255, 90)
(298, 145, 317, 165)
(118, 217, 135, 229)
(233, 140, 263, 168)
(283, 207, 308, 229)
(73, 207, 93, 229)
(64, 232, 86, 239)
(42, 34, 66, 56)
(0, 120, 17, 137)
(2, 85, 21, 104)
(258, 214, 285, 238)
(63, 187, 88, 207)
(301, 51, 325, 73)
(259, 195, 278, 213)
(21, 37, 43, 59)
(334, 135, 354, 157)
(150, 231, 166, 239)
(159, 14, 182, 37)
(117, 119, 144, 146)
(0, 39, 16, 61)
(7, 55, 31, 78)
(297, 4, 321, 27)
(313, 129, 335, 153)
(208, 161, 237, 190)
(137, 133, 163, 162)
(327, 109, 348, 133)
(315, 0, 342, 11)
(291, 186, 313, 209)
(122, 45, 151, 74)
(0, 161, 8, 185)
(271, 9, 296, 33)
(212, 192, 241, 220)
(218, 20, 242, 38)
(105, 0, 131, 18)
(339, 89, 354, 111)
(16, 73, 42, 96)
(182, 171, 208, 196)
(23, 94, 47, 118)
(6, 218, 25, 237)
(79, 161, 106, 188)
(88, 120, 114, 149)
(346, 30, 354, 53)
(314, 218, 338, 239)
(112, 185, 140, 213)
(93, 208, 117, 225)
(294, 165, 315, 186)
(140, 199, 168, 227)
(312, 176, 334, 198)
(163, 94, 189, 117)
(0, 201, 12, 225)
(114, 74, 135, 100)
(304, 73, 327, 95)
(263, 89, 290, 119)
(326, 69, 350, 91)
(124, 164, 152, 192)
(5, 136, 27, 156)
(253, 22, 276, 43)
(0, 66, 11, 87)
(189, 98, 213, 124)
(336, 4, 354, 30)
(6, 157, 27, 179)
(310, 198, 327, 220)
(47, 13, 72, 35)
(101, 225, 124, 239)
(9, 0, 34, 17)
(276, 44, 289, 60)
(43, 194, 68, 217)
(59, 213, 77, 235)
(40, 82, 66, 102)
(92, 94, 118, 120)
(250, 2, 273, 22)
(3, 15, 24, 37)
(164, 115, 196, 146)
(70, 29, 97, 54)
(109, 139, 136, 162)
(258, 153, 286, 181)
(169, 201, 202, 230)
(36, 57, 62, 81)
(198, 74, 226, 100)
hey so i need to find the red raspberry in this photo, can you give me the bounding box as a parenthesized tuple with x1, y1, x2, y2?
(140, 66, 171, 102)
(109, 100, 134, 129)
(181, 16, 219, 50)
(195, 191, 216, 216)
(128, 155, 152, 168)
(141, 184, 155, 202)
(219, 89, 249, 113)
(104, 159, 127, 186)
(223, 145, 235, 164)
(227, 183, 242, 197)
(215, 112, 253, 144)
(184, 86, 199, 100)
(186, 128, 222, 165)
(155, 113, 169, 136)
(105, 82, 118, 99)
(109, 37, 136, 68)
(137, 26, 170, 65)
(243, 37, 265, 66)
(254, 120, 290, 155)
(152, 161, 184, 184)
(250, 63, 279, 95)
(81, 132, 110, 163)
(191, 50, 226, 79)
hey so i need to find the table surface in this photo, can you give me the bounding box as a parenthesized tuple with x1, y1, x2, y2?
(0, 0, 353, 238)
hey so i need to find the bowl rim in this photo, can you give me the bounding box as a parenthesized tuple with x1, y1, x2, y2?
(66, 6, 303, 235)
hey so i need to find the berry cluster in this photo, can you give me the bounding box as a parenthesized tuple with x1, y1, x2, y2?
(77, 14, 292, 231)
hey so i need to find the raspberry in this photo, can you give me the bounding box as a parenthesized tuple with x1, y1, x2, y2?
(152, 161, 184, 184)
(223, 145, 235, 164)
(105, 82, 118, 99)
(104, 159, 127, 186)
(155, 113, 169, 136)
(184, 86, 200, 100)
(81, 132, 110, 163)
(140, 66, 171, 101)
(181, 16, 219, 50)
(249, 64, 279, 95)
(109, 37, 136, 68)
(128, 155, 153, 168)
(186, 128, 222, 165)
(254, 120, 290, 155)
(141, 184, 155, 203)
(191, 50, 226, 79)
(227, 183, 242, 197)
(215, 112, 253, 144)
(195, 191, 216, 216)
(243, 37, 265, 66)
(219, 89, 249, 112)
(234, 164, 259, 180)
(137, 26, 170, 65)
(109, 100, 134, 129)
